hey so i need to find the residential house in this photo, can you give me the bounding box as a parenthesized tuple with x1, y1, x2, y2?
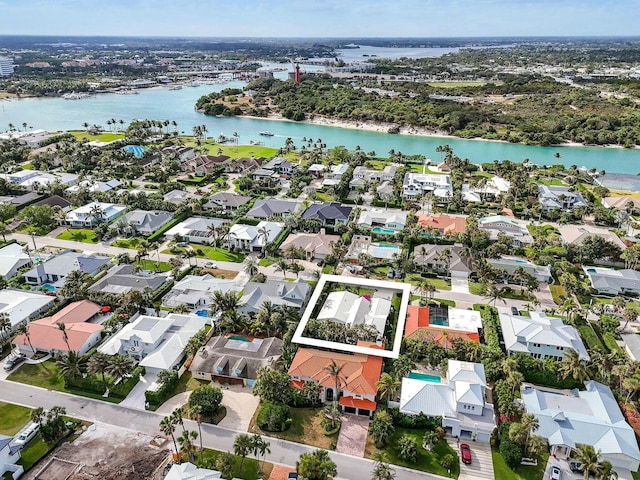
(317, 290, 391, 335)
(345, 235, 402, 263)
(65, 178, 121, 194)
(32, 195, 72, 212)
(224, 156, 265, 174)
(499, 311, 589, 361)
(12, 300, 103, 355)
(538, 185, 588, 212)
(163, 189, 201, 205)
(400, 360, 496, 442)
(308, 164, 327, 177)
(0, 434, 21, 480)
(0, 170, 79, 191)
(98, 313, 207, 373)
(245, 197, 302, 219)
(487, 256, 552, 283)
(621, 333, 640, 362)
(302, 202, 352, 227)
(413, 244, 471, 279)
(162, 145, 196, 163)
(239, 278, 312, 315)
(279, 229, 340, 260)
(322, 163, 349, 188)
(351, 164, 398, 185)
(65, 201, 127, 227)
(416, 214, 467, 236)
(89, 264, 168, 295)
(522, 381, 640, 474)
(0, 243, 32, 280)
(558, 224, 626, 251)
(603, 196, 640, 211)
(461, 176, 510, 203)
(404, 305, 481, 347)
(262, 157, 297, 176)
(226, 221, 284, 252)
(288, 344, 384, 417)
(402, 173, 453, 200)
(0, 192, 40, 209)
(478, 215, 533, 246)
(162, 274, 236, 310)
(23, 250, 111, 288)
(0, 289, 55, 332)
(190, 335, 283, 387)
(120, 210, 173, 236)
(182, 154, 230, 176)
(583, 266, 640, 296)
(252, 167, 280, 186)
(165, 217, 228, 244)
(164, 462, 223, 480)
(203, 192, 251, 212)
(357, 209, 407, 233)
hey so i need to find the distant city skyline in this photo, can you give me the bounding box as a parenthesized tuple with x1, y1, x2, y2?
(1, 0, 639, 38)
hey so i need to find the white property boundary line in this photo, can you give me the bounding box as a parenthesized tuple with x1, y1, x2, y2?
(292, 274, 411, 359)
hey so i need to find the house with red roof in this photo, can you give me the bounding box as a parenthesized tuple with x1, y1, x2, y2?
(404, 305, 480, 348)
(288, 342, 383, 417)
(13, 300, 103, 355)
(416, 214, 467, 236)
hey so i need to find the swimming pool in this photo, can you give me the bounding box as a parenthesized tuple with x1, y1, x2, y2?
(378, 243, 399, 249)
(42, 283, 56, 292)
(229, 335, 250, 342)
(430, 315, 448, 326)
(195, 309, 209, 317)
(372, 227, 396, 235)
(408, 372, 441, 383)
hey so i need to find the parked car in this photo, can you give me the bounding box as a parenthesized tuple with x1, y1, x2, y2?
(13, 422, 40, 448)
(3, 353, 26, 372)
(550, 465, 561, 480)
(460, 443, 472, 464)
(287, 473, 298, 480)
(394, 269, 403, 279)
(569, 461, 583, 473)
(511, 306, 520, 316)
(387, 269, 394, 278)
(316, 258, 324, 267)
(204, 261, 217, 269)
(176, 242, 188, 247)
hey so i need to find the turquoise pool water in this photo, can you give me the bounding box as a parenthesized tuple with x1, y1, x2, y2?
(430, 315, 448, 326)
(408, 372, 441, 383)
(195, 309, 209, 317)
(42, 283, 56, 292)
(372, 227, 396, 235)
(378, 244, 399, 249)
(229, 335, 250, 342)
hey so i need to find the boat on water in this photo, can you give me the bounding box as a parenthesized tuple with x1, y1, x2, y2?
(259, 131, 274, 136)
(62, 92, 90, 100)
(169, 85, 183, 90)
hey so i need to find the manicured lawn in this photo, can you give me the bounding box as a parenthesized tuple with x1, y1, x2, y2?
(314, 192, 334, 202)
(254, 407, 338, 450)
(259, 256, 277, 267)
(432, 298, 456, 308)
(197, 449, 265, 480)
(578, 323, 606, 352)
(69, 130, 126, 142)
(194, 245, 246, 263)
(549, 284, 568, 305)
(604, 332, 624, 355)
(322, 264, 334, 274)
(366, 428, 460, 478)
(18, 435, 49, 471)
(0, 402, 32, 435)
(408, 164, 446, 174)
(137, 259, 172, 272)
(111, 237, 145, 249)
(56, 228, 99, 244)
(469, 282, 484, 295)
(182, 139, 277, 160)
(405, 273, 452, 291)
(492, 448, 549, 480)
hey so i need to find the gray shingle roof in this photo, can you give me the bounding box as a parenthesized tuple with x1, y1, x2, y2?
(89, 264, 167, 294)
(246, 197, 301, 218)
(302, 202, 352, 222)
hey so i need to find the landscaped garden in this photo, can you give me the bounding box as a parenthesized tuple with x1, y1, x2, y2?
(56, 228, 99, 244)
(0, 401, 32, 435)
(492, 448, 549, 480)
(163, 245, 246, 263)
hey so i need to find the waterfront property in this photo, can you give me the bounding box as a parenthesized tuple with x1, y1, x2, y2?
(499, 311, 589, 361)
(538, 185, 588, 212)
(0, 288, 55, 332)
(190, 335, 283, 386)
(583, 266, 640, 296)
(23, 250, 111, 288)
(279, 229, 339, 260)
(402, 172, 453, 200)
(478, 215, 533, 246)
(399, 360, 496, 442)
(98, 312, 207, 373)
(288, 344, 383, 417)
(0, 243, 33, 280)
(522, 381, 640, 474)
(161, 274, 237, 310)
(461, 176, 510, 203)
(12, 300, 103, 355)
(239, 278, 312, 315)
(65, 201, 127, 227)
(321, 163, 349, 187)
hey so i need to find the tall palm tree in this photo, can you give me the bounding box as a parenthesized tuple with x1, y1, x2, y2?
(56, 351, 87, 381)
(16, 323, 35, 353)
(178, 430, 198, 464)
(595, 460, 618, 480)
(159, 417, 179, 458)
(520, 413, 539, 455)
(233, 434, 253, 474)
(0, 314, 12, 342)
(172, 406, 186, 435)
(106, 354, 134, 382)
(324, 360, 345, 405)
(573, 444, 600, 480)
(376, 372, 401, 401)
(274, 258, 289, 278)
(56, 322, 71, 351)
(188, 404, 204, 457)
(483, 284, 506, 308)
(87, 352, 111, 388)
(0, 221, 10, 242)
(244, 259, 258, 279)
(558, 348, 590, 383)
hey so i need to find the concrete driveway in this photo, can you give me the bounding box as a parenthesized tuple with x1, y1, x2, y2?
(120, 372, 157, 410)
(447, 438, 494, 480)
(216, 383, 260, 432)
(336, 415, 370, 457)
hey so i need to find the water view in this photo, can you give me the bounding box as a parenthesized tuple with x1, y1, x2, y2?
(3, 84, 640, 175)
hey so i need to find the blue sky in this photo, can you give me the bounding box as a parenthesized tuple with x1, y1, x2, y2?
(1, 0, 639, 37)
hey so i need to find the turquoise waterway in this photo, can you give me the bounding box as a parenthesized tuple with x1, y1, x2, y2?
(3, 82, 640, 174)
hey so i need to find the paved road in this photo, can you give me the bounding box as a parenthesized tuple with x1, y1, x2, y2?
(0, 379, 444, 480)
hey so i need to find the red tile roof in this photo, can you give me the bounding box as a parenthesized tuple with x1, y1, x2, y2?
(339, 396, 377, 411)
(416, 214, 466, 235)
(288, 347, 383, 397)
(404, 305, 479, 347)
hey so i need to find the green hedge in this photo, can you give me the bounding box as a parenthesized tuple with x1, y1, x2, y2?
(236, 217, 261, 226)
(65, 365, 145, 400)
(387, 408, 441, 430)
(256, 401, 290, 432)
(147, 211, 189, 243)
(604, 332, 624, 355)
(145, 370, 179, 409)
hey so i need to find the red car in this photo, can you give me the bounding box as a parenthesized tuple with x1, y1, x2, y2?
(460, 443, 472, 464)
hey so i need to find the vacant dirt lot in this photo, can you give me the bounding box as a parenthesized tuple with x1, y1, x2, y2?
(23, 423, 168, 480)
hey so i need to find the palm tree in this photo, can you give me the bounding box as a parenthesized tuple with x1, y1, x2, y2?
(56, 322, 71, 351)
(376, 372, 401, 401)
(172, 406, 186, 435)
(188, 404, 204, 457)
(573, 444, 600, 480)
(106, 354, 134, 382)
(232, 131, 239, 151)
(87, 352, 111, 388)
(274, 258, 289, 279)
(178, 430, 198, 464)
(595, 460, 618, 480)
(0, 221, 10, 242)
(16, 323, 35, 353)
(324, 360, 345, 405)
(160, 417, 179, 458)
(520, 413, 539, 455)
(233, 434, 253, 474)
(558, 348, 590, 383)
(244, 259, 258, 279)
(483, 284, 506, 308)
(0, 314, 12, 342)
(56, 351, 86, 381)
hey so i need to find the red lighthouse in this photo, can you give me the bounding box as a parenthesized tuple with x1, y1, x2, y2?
(295, 64, 300, 84)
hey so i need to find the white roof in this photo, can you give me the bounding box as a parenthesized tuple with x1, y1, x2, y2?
(164, 462, 222, 480)
(358, 209, 407, 227)
(228, 221, 284, 247)
(165, 216, 226, 239)
(0, 288, 55, 329)
(365, 297, 392, 334)
(317, 291, 370, 327)
(447, 308, 483, 332)
(0, 243, 31, 278)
